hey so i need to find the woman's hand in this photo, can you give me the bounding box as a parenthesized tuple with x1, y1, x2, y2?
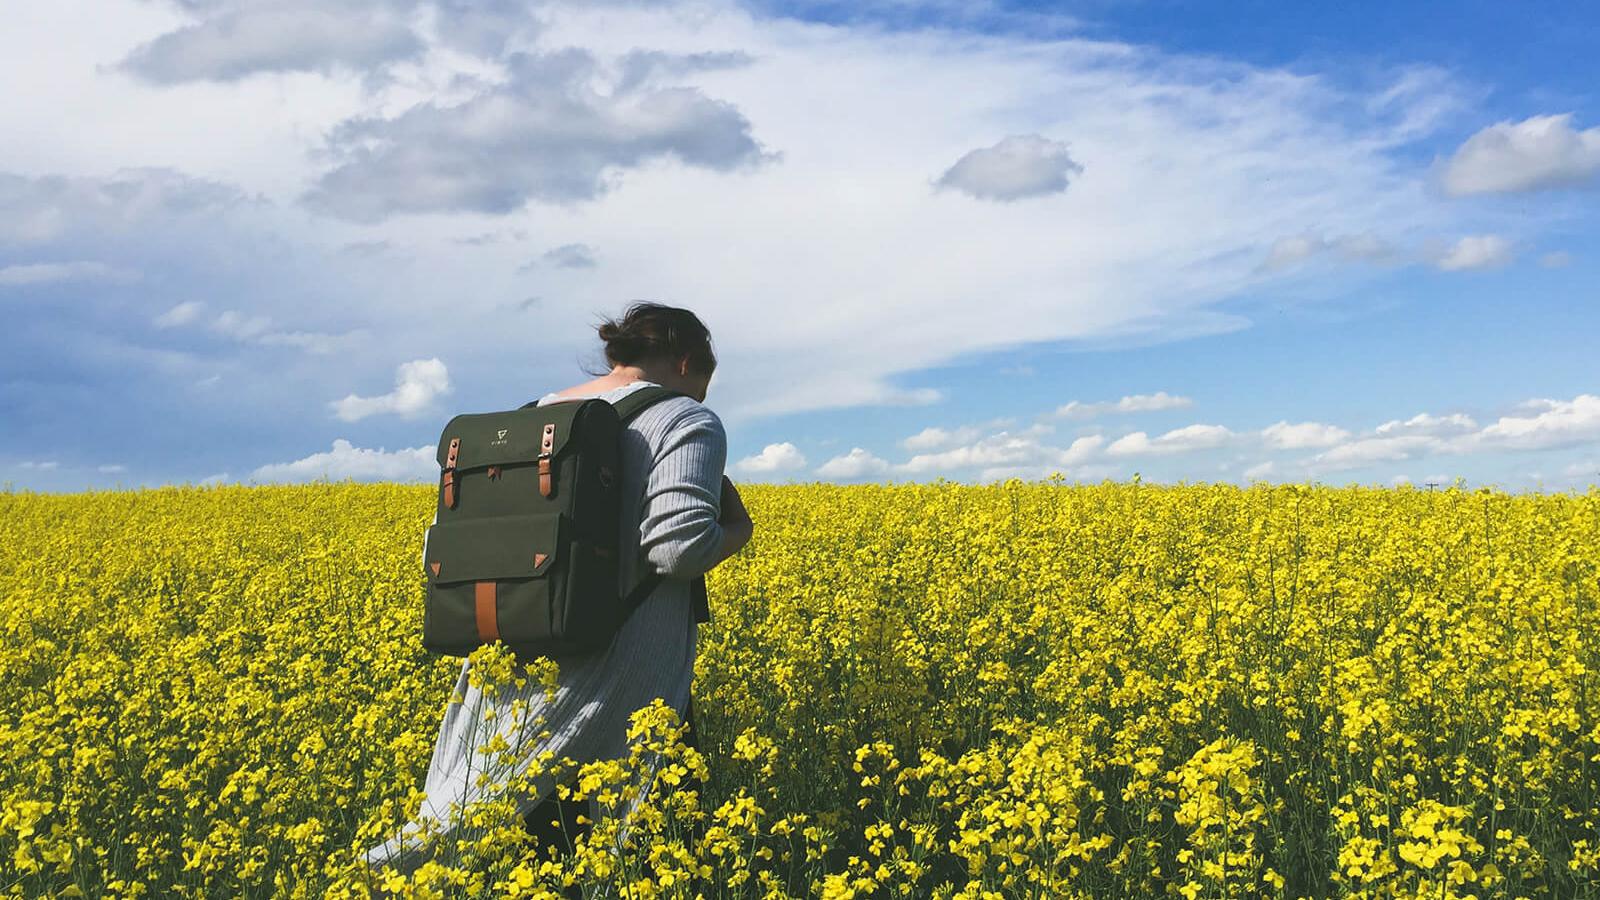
(709, 476, 753, 567)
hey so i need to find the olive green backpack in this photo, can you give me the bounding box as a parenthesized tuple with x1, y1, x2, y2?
(421, 386, 707, 658)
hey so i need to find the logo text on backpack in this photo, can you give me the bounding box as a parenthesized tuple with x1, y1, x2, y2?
(491, 429, 509, 446)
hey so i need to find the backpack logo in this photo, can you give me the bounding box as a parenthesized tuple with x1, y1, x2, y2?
(497, 429, 508, 439)
(490, 428, 510, 446)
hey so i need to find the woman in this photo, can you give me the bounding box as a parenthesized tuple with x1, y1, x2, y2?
(365, 302, 754, 877)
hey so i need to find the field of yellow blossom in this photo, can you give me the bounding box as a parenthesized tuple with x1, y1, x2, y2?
(2, 479, 1598, 899)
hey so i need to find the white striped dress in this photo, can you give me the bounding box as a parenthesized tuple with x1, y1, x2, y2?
(364, 380, 727, 874)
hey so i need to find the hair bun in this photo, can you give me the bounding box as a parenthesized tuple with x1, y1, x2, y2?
(595, 302, 717, 375)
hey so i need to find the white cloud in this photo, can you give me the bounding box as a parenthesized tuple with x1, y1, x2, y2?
(1471, 394, 1600, 451)
(200, 308, 358, 354)
(1434, 234, 1514, 271)
(98, 464, 127, 473)
(898, 430, 1048, 473)
(330, 358, 452, 421)
(1563, 460, 1600, 479)
(816, 447, 891, 480)
(1262, 232, 1396, 270)
(1242, 460, 1275, 480)
(1390, 474, 1411, 487)
(902, 425, 983, 451)
(934, 134, 1083, 201)
(731, 441, 807, 474)
(1053, 392, 1192, 420)
(17, 460, 59, 470)
(1311, 434, 1442, 470)
(1442, 113, 1600, 196)
(1106, 424, 1233, 456)
(154, 300, 206, 328)
(120, 3, 426, 84)
(1374, 412, 1478, 437)
(0, 260, 140, 287)
(302, 49, 772, 221)
(1259, 420, 1352, 449)
(250, 439, 436, 483)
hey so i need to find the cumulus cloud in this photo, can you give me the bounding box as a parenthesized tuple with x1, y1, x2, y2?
(330, 358, 452, 421)
(1106, 424, 1234, 456)
(1434, 234, 1514, 271)
(1052, 392, 1192, 420)
(934, 134, 1083, 201)
(1259, 421, 1352, 450)
(1442, 113, 1600, 196)
(816, 447, 891, 480)
(731, 441, 807, 474)
(1374, 412, 1478, 437)
(1471, 394, 1600, 451)
(0, 261, 140, 287)
(898, 429, 1080, 474)
(120, 3, 425, 83)
(902, 425, 983, 451)
(1311, 434, 1442, 470)
(190, 308, 358, 354)
(250, 438, 436, 483)
(303, 49, 772, 222)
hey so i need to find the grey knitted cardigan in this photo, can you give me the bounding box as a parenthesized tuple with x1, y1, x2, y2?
(365, 380, 727, 874)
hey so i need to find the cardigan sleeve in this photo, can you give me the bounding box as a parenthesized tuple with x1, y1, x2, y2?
(638, 404, 728, 579)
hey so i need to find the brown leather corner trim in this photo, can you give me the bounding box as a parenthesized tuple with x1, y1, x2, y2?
(474, 581, 499, 642)
(429, 561, 441, 577)
(534, 552, 548, 568)
(487, 465, 501, 480)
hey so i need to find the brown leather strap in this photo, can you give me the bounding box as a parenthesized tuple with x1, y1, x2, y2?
(538, 423, 556, 498)
(474, 581, 499, 642)
(443, 437, 461, 508)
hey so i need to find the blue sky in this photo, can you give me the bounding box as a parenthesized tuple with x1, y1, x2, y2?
(2, 0, 1597, 493)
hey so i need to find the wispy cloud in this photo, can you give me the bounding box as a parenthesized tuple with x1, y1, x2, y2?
(1052, 392, 1192, 420)
(0, 261, 140, 287)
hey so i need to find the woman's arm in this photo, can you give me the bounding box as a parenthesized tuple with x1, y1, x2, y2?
(639, 406, 734, 579)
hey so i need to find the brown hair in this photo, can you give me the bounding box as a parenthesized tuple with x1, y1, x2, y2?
(592, 302, 717, 376)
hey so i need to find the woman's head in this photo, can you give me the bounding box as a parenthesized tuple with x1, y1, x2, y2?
(595, 302, 717, 401)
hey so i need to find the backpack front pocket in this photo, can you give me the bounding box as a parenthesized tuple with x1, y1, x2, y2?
(422, 512, 564, 651)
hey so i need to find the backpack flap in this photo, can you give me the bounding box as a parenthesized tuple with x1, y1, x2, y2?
(436, 402, 599, 472)
(435, 401, 613, 508)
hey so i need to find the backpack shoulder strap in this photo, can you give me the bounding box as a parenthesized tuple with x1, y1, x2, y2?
(610, 384, 690, 425)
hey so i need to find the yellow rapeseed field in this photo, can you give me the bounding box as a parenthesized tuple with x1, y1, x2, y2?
(2, 480, 1598, 899)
